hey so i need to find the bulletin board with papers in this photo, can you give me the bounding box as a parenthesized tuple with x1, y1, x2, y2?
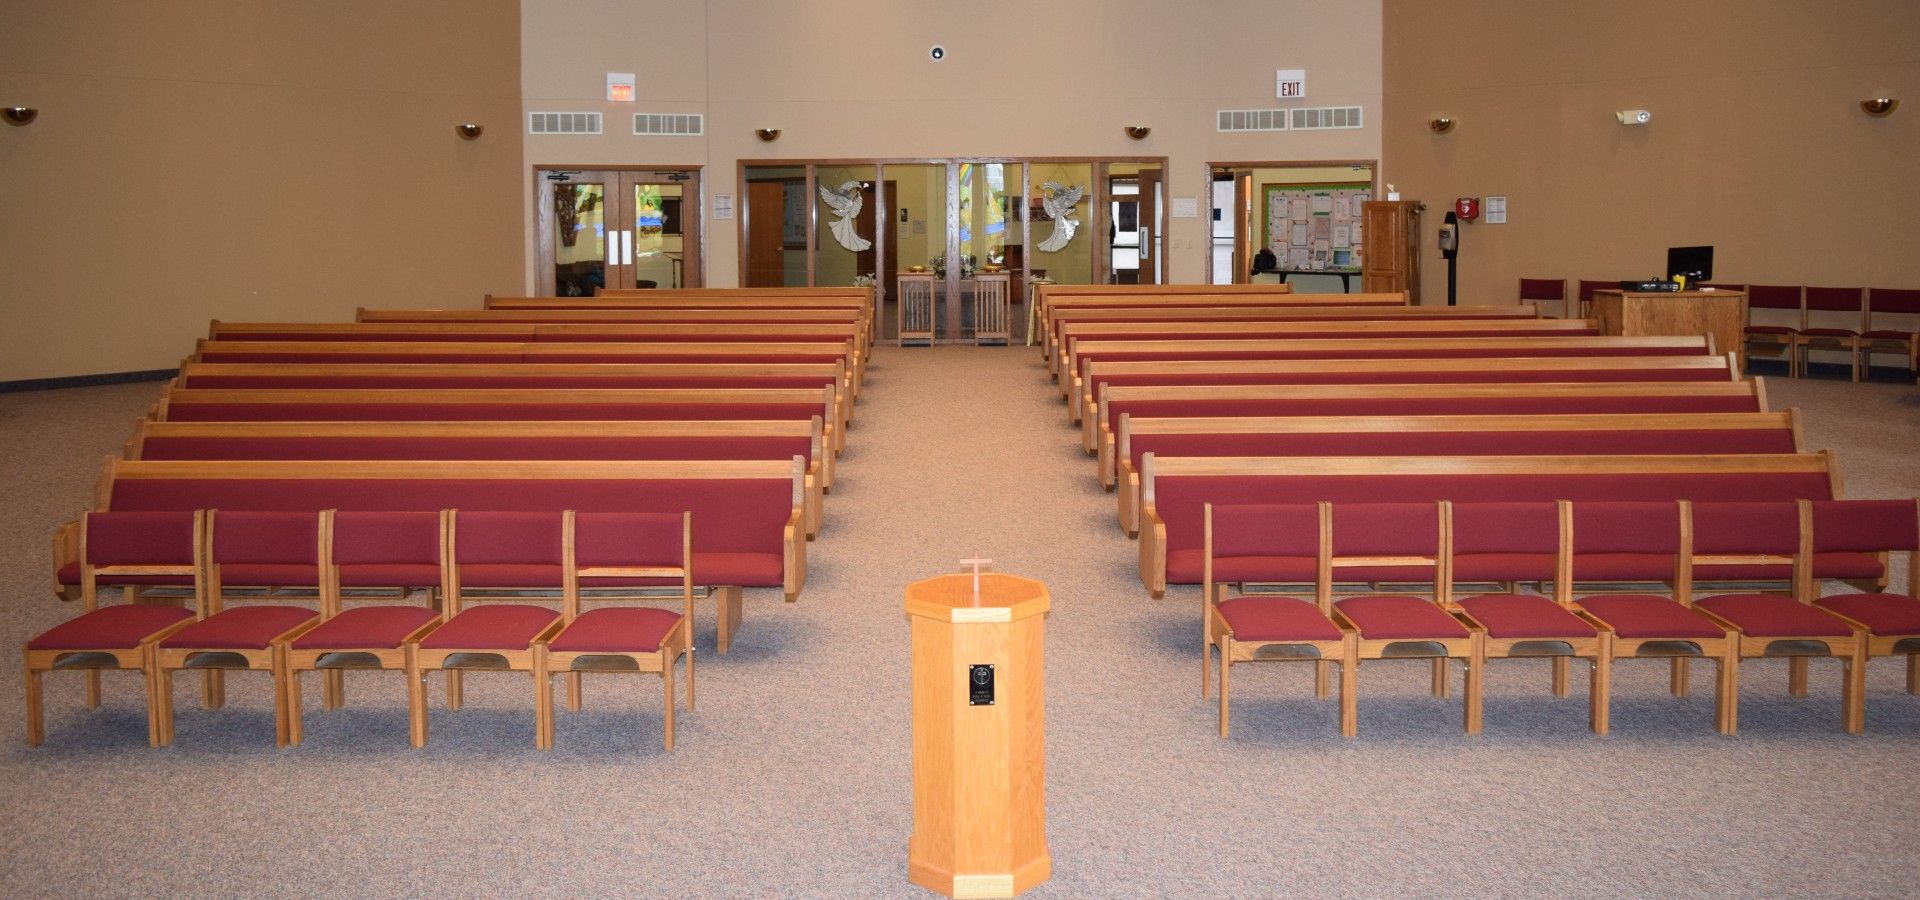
(1262, 182, 1372, 272)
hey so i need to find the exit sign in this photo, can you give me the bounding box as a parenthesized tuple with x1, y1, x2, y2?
(1276, 69, 1306, 100)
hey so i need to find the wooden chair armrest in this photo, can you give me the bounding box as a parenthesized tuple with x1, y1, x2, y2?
(52, 519, 80, 601)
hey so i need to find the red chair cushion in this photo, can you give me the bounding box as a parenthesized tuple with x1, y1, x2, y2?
(215, 563, 320, 588)
(1694, 593, 1852, 638)
(56, 561, 194, 588)
(1744, 326, 1798, 335)
(1204, 555, 1319, 584)
(548, 607, 683, 653)
(1452, 553, 1558, 582)
(1570, 553, 1678, 581)
(29, 605, 195, 650)
(1863, 330, 1915, 340)
(457, 563, 565, 589)
(1800, 328, 1858, 338)
(1215, 596, 1341, 642)
(163, 606, 319, 650)
(1575, 594, 1722, 639)
(1335, 595, 1469, 639)
(1813, 594, 1920, 637)
(419, 604, 559, 650)
(292, 606, 439, 650)
(1458, 594, 1597, 639)
(337, 563, 443, 588)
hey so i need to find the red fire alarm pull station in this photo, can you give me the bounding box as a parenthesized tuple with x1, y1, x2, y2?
(1454, 197, 1480, 221)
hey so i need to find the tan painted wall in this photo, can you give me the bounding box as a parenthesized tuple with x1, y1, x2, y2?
(0, 1, 524, 382)
(1382, 0, 1920, 307)
(521, 0, 1384, 289)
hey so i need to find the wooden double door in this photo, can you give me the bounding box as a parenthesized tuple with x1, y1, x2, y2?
(536, 167, 702, 295)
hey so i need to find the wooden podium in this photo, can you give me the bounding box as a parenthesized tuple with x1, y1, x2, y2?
(906, 572, 1051, 898)
(1591, 289, 1749, 373)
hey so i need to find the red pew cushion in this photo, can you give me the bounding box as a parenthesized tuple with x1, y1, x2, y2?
(419, 604, 559, 650)
(293, 606, 439, 650)
(29, 605, 195, 650)
(1457, 594, 1596, 639)
(1576, 595, 1722, 639)
(163, 606, 319, 650)
(1814, 594, 1920, 636)
(1216, 597, 1340, 642)
(548, 607, 682, 653)
(1694, 594, 1851, 638)
(1335, 595, 1469, 640)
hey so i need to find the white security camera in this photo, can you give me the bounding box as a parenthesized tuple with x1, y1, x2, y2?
(929, 45, 946, 61)
(1615, 109, 1652, 125)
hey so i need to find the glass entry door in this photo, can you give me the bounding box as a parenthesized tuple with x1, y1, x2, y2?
(536, 168, 701, 295)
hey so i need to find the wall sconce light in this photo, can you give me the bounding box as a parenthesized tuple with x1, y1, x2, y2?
(1124, 125, 1151, 140)
(454, 123, 484, 140)
(1428, 117, 1455, 134)
(1615, 109, 1652, 126)
(4, 107, 38, 126)
(1860, 97, 1898, 117)
(755, 128, 781, 142)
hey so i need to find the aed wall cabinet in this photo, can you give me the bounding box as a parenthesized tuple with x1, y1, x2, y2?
(905, 572, 1051, 899)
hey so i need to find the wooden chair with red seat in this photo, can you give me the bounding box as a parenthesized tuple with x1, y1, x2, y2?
(1805, 499, 1920, 707)
(151, 510, 324, 747)
(1325, 501, 1484, 734)
(408, 509, 566, 749)
(541, 511, 695, 750)
(1862, 288, 1920, 378)
(1519, 277, 1569, 319)
(24, 511, 204, 746)
(1445, 501, 1612, 733)
(1574, 279, 1615, 319)
(1203, 502, 1357, 737)
(1794, 287, 1866, 381)
(284, 510, 447, 747)
(1744, 284, 1805, 377)
(1686, 500, 1867, 734)
(1566, 501, 1740, 733)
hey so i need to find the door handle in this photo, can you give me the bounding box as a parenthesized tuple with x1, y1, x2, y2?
(619, 230, 633, 265)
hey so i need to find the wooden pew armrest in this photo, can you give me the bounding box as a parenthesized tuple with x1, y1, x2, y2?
(1140, 505, 1167, 598)
(784, 509, 806, 602)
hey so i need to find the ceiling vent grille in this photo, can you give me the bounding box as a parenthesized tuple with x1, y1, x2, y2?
(528, 112, 604, 135)
(633, 113, 704, 136)
(1217, 106, 1365, 132)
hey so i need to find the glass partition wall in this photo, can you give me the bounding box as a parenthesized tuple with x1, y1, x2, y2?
(741, 158, 1165, 342)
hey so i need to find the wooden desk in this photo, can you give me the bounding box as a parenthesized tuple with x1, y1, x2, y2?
(1592, 289, 1749, 373)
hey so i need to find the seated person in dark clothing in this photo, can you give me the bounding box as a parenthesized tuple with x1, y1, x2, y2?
(1251, 247, 1279, 275)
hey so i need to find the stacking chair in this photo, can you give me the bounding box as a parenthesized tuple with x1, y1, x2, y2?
(1575, 279, 1614, 319)
(152, 510, 323, 747)
(1862, 288, 1920, 377)
(1519, 277, 1569, 318)
(542, 511, 696, 750)
(1687, 501, 1867, 734)
(1795, 287, 1866, 381)
(1567, 501, 1740, 733)
(24, 511, 202, 746)
(1447, 501, 1611, 733)
(1806, 499, 1920, 705)
(1203, 503, 1357, 737)
(1326, 502, 1483, 734)
(1744, 284, 1804, 376)
(408, 510, 566, 748)
(284, 510, 446, 746)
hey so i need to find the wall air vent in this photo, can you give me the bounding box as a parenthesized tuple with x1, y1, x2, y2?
(528, 112, 604, 135)
(1217, 106, 1365, 132)
(633, 113, 704, 136)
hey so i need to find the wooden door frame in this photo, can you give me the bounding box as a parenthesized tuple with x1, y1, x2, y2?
(1202, 159, 1378, 287)
(533, 164, 705, 296)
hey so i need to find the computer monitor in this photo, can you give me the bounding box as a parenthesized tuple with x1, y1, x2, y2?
(1666, 245, 1713, 282)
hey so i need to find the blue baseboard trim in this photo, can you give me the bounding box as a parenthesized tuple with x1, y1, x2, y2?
(0, 369, 177, 394)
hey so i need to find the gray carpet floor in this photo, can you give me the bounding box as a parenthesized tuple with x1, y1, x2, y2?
(2, 351, 1919, 897)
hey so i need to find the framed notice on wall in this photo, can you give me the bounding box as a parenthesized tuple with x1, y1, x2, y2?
(1262, 182, 1371, 272)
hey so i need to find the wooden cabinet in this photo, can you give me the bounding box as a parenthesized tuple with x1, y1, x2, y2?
(1361, 200, 1421, 305)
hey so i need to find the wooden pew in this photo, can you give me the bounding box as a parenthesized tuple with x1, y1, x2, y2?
(207, 320, 869, 366)
(487, 288, 877, 341)
(58, 458, 811, 652)
(1135, 452, 1841, 596)
(1040, 303, 1540, 361)
(123, 417, 833, 537)
(1071, 352, 1737, 426)
(1112, 410, 1804, 534)
(150, 384, 848, 454)
(1089, 379, 1770, 485)
(359, 307, 862, 325)
(1054, 318, 1602, 385)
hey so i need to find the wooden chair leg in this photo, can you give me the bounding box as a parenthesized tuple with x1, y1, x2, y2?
(272, 647, 291, 749)
(323, 669, 344, 711)
(1671, 658, 1690, 696)
(155, 666, 176, 747)
(566, 671, 583, 712)
(685, 647, 696, 711)
(1217, 637, 1231, 738)
(1718, 650, 1740, 735)
(662, 663, 676, 751)
(1788, 657, 1810, 697)
(1201, 641, 1211, 699)
(1591, 637, 1612, 736)
(1907, 653, 1919, 695)
(446, 669, 463, 710)
(406, 647, 427, 749)
(1845, 640, 1867, 734)
(84, 670, 101, 710)
(1314, 660, 1330, 699)
(24, 660, 45, 747)
(286, 666, 305, 747)
(203, 669, 225, 709)
(1551, 656, 1570, 698)
(143, 646, 161, 747)
(1464, 639, 1485, 736)
(1339, 654, 1358, 738)
(1431, 657, 1449, 698)
(714, 586, 742, 654)
(534, 649, 552, 751)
